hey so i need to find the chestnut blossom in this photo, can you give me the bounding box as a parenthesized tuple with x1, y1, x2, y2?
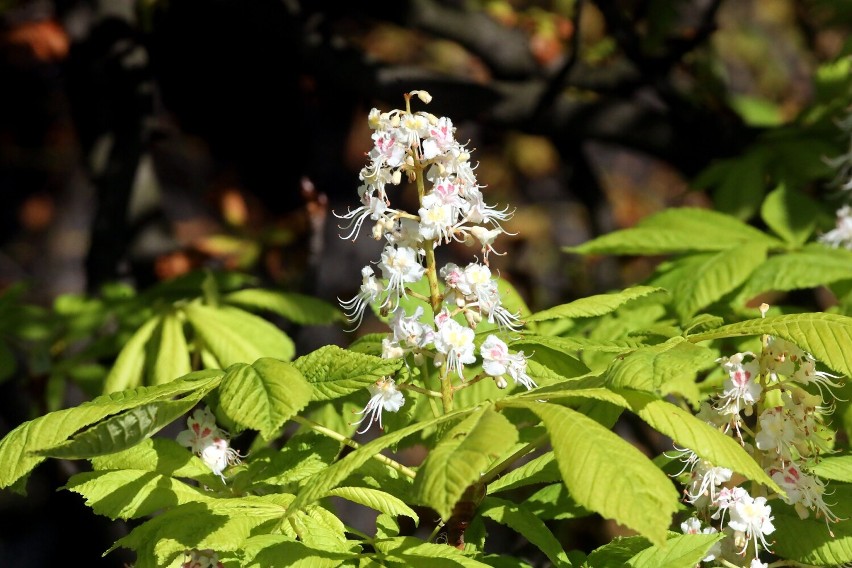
(769, 461, 840, 527)
(727, 494, 775, 556)
(715, 352, 762, 417)
(480, 335, 537, 390)
(339, 266, 382, 328)
(177, 407, 242, 483)
(352, 378, 405, 434)
(182, 549, 224, 568)
(433, 316, 476, 379)
(820, 205, 852, 249)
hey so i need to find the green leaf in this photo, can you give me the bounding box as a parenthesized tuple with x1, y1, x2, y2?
(184, 303, 295, 367)
(771, 485, 852, 566)
(586, 535, 653, 568)
(525, 287, 666, 323)
(218, 358, 312, 438)
(567, 208, 780, 255)
(810, 455, 852, 482)
(327, 486, 419, 524)
(737, 246, 852, 303)
(90, 437, 215, 480)
(241, 431, 341, 488)
(374, 537, 492, 567)
(480, 496, 571, 567)
(293, 346, 404, 402)
(604, 338, 717, 407)
(486, 452, 560, 494)
(0, 370, 222, 490)
(707, 150, 768, 219)
(672, 243, 768, 321)
(225, 288, 344, 325)
(413, 407, 518, 520)
(242, 535, 358, 568)
(627, 533, 723, 568)
(37, 397, 202, 459)
(65, 468, 217, 519)
(688, 313, 852, 377)
(761, 184, 820, 245)
(287, 409, 467, 516)
(103, 316, 160, 393)
(146, 311, 192, 386)
(112, 496, 290, 567)
(504, 401, 679, 546)
(617, 390, 781, 494)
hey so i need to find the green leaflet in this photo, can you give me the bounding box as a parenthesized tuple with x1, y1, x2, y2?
(240, 431, 341, 489)
(64, 468, 217, 520)
(224, 288, 344, 325)
(412, 407, 518, 520)
(374, 537, 492, 567)
(103, 315, 160, 393)
(503, 401, 679, 547)
(286, 408, 469, 517)
(184, 302, 295, 367)
(290, 504, 351, 552)
(737, 246, 852, 303)
(525, 286, 665, 323)
(567, 207, 781, 256)
(111, 496, 291, 568)
(672, 242, 768, 321)
(616, 390, 781, 494)
(761, 184, 820, 245)
(771, 485, 852, 566)
(586, 535, 656, 568)
(627, 532, 723, 568)
(292, 345, 404, 401)
(480, 496, 571, 567)
(146, 310, 192, 386)
(604, 338, 717, 407)
(687, 312, 852, 377)
(326, 486, 419, 524)
(810, 455, 852, 482)
(242, 535, 358, 568)
(90, 437, 217, 480)
(217, 358, 312, 439)
(37, 396, 202, 459)
(0, 370, 222, 490)
(486, 452, 560, 494)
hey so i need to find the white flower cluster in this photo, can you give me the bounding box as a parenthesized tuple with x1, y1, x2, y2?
(673, 309, 843, 566)
(338, 91, 535, 432)
(177, 407, 243, 483)
(181, 549, 224, 568)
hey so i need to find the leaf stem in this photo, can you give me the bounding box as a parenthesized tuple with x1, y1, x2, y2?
(398, 383, 442, 398)
(480, 433, 549, 486)
(291, 415, 416, 479)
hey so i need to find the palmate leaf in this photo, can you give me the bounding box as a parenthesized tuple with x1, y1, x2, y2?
(217, 358, 312, 439)
(184, 303, 295, 367)
(412, 407, 518, 520)
(224, 288, 344, 325)
(327, 486, 418, 524)
(503, 401, 679, 546)
(292, 345, 404, 401)
(525, 286, 665, 323)
(111, 496, 291, 568)
(672, 242, 768, 321)
(0, 370, 223, 490)
(480, 496, 571, 567)
(64, 468, 217, 520)
(771, 485, 852, 566)
(37, 396, 203, 459)
(687, 313, 852, 377)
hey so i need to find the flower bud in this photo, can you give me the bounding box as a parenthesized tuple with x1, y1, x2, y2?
(493, 376, 508, 389)
(413, 90, 432, 104)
